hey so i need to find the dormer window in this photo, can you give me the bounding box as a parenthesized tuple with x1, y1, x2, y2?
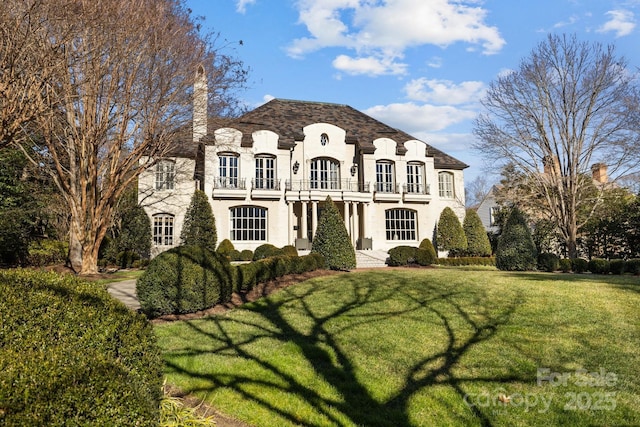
(320, 133, 329, 146)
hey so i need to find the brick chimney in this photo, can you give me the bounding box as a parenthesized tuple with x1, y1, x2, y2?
(193, 65, 208, 143)
(591, 163, 608, 184)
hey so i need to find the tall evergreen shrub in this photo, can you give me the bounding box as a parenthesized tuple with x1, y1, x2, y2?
(180, 190, 217, 251)
(436, 207, 467, 256)
(496, 208, 537, 271)
(463, 209, 492, 257)
(312, 196, 356, 270)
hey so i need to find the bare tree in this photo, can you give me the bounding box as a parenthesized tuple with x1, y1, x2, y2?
(465, 175, 492, 208)
(2, 0, 248, 274)
(473, 33, 640, 258)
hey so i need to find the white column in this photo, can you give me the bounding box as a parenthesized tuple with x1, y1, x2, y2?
(352, 202, 359, 246)
(288, 202, 294, 244)
(362, 203, 368, 239)
(311, 201, 318, 239)
(343, 202, 350, 237)
(301, 201, 308, 240)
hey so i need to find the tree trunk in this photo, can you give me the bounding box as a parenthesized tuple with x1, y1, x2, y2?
(68, 214, 102, 275)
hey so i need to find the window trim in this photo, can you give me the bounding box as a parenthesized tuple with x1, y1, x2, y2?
(385, 208, 417, 241)
(255, 154, 277, 189)
(376, 160, 396, 193)
(154, 160, 175, 191)
(438, 171, 455, 199)
(152, 213, 174, 246)
(406, 161, 425, 194)
(230, 205, 268, 241)
(310, 157, 340, 189)
(218, 152, 240, 188)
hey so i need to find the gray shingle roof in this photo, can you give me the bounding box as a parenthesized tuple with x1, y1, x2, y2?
(219, 99, 468, 170)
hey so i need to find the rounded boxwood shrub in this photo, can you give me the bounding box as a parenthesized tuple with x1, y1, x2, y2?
(240, 249, 254, 261)
(387, 246, 417, 266)
(419, 239, 437, 263)
(588, 258, 610, 275)
(217, 239, 235, 257)
(627, 259, 640, 275)
(609, 259, 626, 275)
(281, 245, 298, 257)
(415, 248, 435, 266)
(559, 258, 572, 273)
(136, 245, 234, 318)
(252, 243, 283, 261)
(571, 258, 588, 273)
(496, 208, 537, 271)
(0, 269, 162, 425)
(538, 252, 560, 272)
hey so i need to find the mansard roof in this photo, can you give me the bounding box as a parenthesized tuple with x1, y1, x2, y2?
(219, 99, 468, 170)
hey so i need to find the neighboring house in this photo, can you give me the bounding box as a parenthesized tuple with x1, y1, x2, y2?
(476, 185, 500, 234)
(139, 72, 468, 256)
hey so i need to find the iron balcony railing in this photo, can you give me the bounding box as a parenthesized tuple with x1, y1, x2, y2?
(251, 178, 281, 190)
(375, 182, 401, 194)
(285, 179, 370, 192)
(213, 176, 246, 190)
(402, 183, 430, 195)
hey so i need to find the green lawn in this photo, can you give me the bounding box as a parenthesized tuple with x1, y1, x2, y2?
(155, 269, 640, 427)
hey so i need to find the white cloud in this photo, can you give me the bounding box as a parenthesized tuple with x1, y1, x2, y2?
(553, 15, 579, 29)
(287, 0, 505, 75)
(332, 54, 408, 76)
(427, 56, 443, 68)
(404, 78, 485, 105)
(235, 0, 257, 14)
(364, 102, 477, 133)
(597, 9, 636, 37)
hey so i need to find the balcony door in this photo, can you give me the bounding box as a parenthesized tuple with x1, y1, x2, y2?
(310, 158, 339, 189)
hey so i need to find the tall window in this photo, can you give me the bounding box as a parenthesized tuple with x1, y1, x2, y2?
(376, 161, 395, 192)
(310, 158, 339, 189)
(155, 160, 175, 190)
(490, 206, 499, 227)
(406, 162, 425, 193)
(219, 153, 239, 188)
(438, 172, 455, 198)
(385, 209, 417, 241)
(255, 155, 276, 189)
(230, 206, 267, 241)
(153, 214, 174, 245)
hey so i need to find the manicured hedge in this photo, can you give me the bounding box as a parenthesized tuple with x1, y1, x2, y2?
(387, 246, 417, 266)
(136, 245, 234, 318)
(235, 253, 325, 292)
(436, 257, 496, 267)
(571, 258, 588, 273)
(0, 269, 162, 426)
(588, 258, 610, 275)
(253, 243, 283, 260)
(538, 252, 560, 272)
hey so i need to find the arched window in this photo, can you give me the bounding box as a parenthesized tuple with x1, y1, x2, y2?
(218, 152, 239, 188)
(152, 214, 174, 245)
(320, 133, 329, 146)
(230, 206, 267, 241)
(310, 158, 339, 189)
(255, 155, 276, 189)
(438, 172, 455, 198)
(155, 160, 175, 190)
(385, 209, 417, 241)
(376, 160, 395, 193)
(406, 162, 425, 194)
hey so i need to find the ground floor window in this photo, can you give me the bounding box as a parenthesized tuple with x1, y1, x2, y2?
(385, 209, 417, 241)
(230, 206, 267, 241)
(153, 214, 174, 245)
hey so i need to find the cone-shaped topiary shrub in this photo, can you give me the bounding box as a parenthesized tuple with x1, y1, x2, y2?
(463, 209, 492, 257)
(419, 238, 437, 264)
(0, 269, 162, 425)
(436, 207, 467, 256)
(312, 196, 356, 270)
(137, 245, 233, 317)
(180, 190, 217, 252)
(496, 208, 537, 271)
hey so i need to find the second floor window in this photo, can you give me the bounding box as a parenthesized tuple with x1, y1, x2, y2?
(438, 172, 455, 198)
(255, 155, 276, 189)
(406, 162, 425, 193)
(155, 160, 175, 190)
(376, 161, 395, 193)
(310, 158, 339, 189)
(219, 153, 239, 188)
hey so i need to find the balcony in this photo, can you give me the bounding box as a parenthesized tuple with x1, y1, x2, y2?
(285, 179, 371, 202)
(251, 178, 282, 199)
(373, 182, 401, 202)
(212, 177, 247, 199)
(402, 183, 431, 203)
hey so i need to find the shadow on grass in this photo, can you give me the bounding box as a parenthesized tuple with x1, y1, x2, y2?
(162, 271, 526, 427)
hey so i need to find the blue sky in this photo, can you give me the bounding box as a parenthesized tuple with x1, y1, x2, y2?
(185, 0, 640, 184)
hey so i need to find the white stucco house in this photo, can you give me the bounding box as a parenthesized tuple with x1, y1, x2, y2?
(139, 72, 468, 257)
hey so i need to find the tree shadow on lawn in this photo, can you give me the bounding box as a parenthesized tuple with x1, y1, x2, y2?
(163, 271, 526, 427)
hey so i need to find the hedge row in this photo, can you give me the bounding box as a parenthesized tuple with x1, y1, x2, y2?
(217, 239, 298, 262)
(137, 246, 325, 318)
(0, 269, 163, 426)
(436, 257, 496, 267)
(539, 254, 640, 274)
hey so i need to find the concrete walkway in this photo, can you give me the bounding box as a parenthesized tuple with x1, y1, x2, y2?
(106, 279, 140, 311)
